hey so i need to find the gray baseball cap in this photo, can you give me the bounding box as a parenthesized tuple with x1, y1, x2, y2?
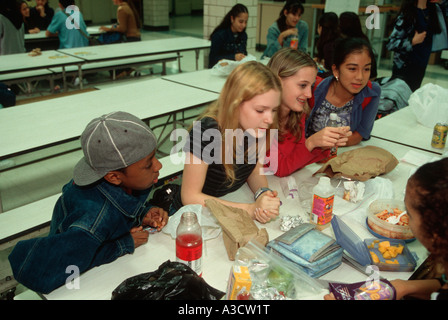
(73, 111, 157, 186)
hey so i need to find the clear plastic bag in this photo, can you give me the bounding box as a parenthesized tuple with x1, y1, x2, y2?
(409, 83, 448, 128)
(233, 241, 328, 300)
(210, 54, 257, 76)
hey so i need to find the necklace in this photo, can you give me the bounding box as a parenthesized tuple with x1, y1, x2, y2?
(330, 80, 354, 108)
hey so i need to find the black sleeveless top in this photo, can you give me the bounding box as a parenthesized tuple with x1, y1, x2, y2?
(172, 117, 257, 212)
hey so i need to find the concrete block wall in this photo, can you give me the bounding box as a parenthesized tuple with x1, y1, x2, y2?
(143, 0, 170, 30)
(203, 0, 258, 54)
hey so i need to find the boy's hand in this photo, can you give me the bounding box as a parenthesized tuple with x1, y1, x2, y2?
(130, 226, 149, 248)
(143, 207, 169, 231)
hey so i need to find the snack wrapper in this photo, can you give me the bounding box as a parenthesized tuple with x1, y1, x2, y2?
(280, 176, 299, 199)
(329, 279, 396, 300)
(342, 181, 365, 203)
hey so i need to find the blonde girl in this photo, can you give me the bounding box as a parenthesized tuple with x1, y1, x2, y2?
(266, 48, 351, 177)
(172, 61, 282, 223)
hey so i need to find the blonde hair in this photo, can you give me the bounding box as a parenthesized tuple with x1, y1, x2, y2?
(200, 61, 281, 185)
(268, 48, 317, 142)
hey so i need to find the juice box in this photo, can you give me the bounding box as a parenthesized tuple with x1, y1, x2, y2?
(226, 265, 252, 300)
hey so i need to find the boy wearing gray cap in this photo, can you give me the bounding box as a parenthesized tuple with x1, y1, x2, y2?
(9, 111, 169, 294)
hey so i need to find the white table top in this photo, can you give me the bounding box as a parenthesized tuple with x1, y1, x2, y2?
(0, 50, 84, 75)
(162, 69, 227, 94)
(0, 78, 218, 160)
(371, 107, 446, 155)
(43, 137, 436, 300)
(24, 27, 103, 41)
(58, 37, 211, 63)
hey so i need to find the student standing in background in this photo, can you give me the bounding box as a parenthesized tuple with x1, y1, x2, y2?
(387, 0, 448, 91)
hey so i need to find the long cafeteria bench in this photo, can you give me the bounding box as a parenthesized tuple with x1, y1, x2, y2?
(0, 53, 180, 94)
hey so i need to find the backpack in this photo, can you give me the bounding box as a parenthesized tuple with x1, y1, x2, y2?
(0, 82, 16, 108)
(375, 77, 412, 119)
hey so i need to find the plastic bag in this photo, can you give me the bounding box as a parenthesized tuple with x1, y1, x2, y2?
(163, 204, 221, 241)
(111, 260, 225, 300)
(234, 241, 328, 299)
(210, 54, 257, 76)
(409, 83, 448, 128)
(151, 183, 180, 213)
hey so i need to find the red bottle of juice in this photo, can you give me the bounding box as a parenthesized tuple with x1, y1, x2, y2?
(176, 212, 202, 276)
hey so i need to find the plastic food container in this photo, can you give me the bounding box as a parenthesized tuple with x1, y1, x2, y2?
(332, 216, 416, 272)
(366, 199, 414, 241)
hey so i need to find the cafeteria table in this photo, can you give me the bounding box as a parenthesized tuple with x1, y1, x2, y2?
(0, 78, 218, 212)
(371, 107, 446, 155)
(57, 37, 211, 88)
(162, 69, 227, 94)
(0, 50, 84, 91)
(41, 137, 436, 300)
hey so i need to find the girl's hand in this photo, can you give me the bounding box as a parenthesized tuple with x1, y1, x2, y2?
(278, 28, 298, 46)
(235, 53, 246, 61)
(412, 30, 427, 46)
(253, 190, 280, 223)
(305, 126, 351, 151)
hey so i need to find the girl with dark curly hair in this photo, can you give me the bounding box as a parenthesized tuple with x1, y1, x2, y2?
(390, 158, 448, 300)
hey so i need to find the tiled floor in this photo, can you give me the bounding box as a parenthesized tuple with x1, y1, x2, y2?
(1, 14, 447, 299)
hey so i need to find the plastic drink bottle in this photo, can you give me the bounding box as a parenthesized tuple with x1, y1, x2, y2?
(176, 212, 203, 276)
(290, 35, 298, 50)
(327, 113, 339, 159)
(310, 177, 335, 230)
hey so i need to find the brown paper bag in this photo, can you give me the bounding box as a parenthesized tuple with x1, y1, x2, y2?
(313, 146, 398, 181)
(205, 199, 269, 260)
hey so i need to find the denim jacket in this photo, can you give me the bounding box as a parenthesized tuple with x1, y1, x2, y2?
(8, 180, 154, 294)
(305, 76, 381, 140)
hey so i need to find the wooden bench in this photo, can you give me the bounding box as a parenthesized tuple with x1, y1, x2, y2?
(0, 154, 184, 251)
